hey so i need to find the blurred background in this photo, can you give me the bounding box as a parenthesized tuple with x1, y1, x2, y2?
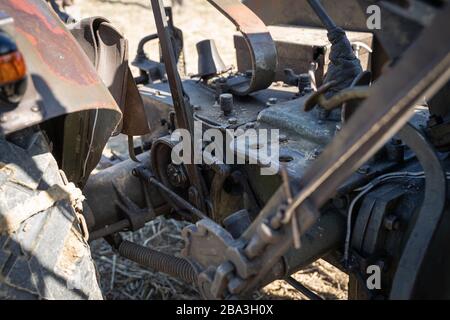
(66, 0, 348, 300)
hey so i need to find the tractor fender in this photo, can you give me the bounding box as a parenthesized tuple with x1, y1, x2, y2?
(0, 0, 122, 136)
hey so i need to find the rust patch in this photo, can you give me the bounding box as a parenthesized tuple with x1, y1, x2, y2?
(1, 0, 99, 85)
(207, 0, 267, 34)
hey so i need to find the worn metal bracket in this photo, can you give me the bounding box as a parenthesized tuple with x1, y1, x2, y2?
(207, 0, 277, 96)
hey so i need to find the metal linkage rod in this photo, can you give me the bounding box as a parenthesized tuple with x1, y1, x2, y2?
(307, 0, 337, 31)
(134, 166, 209, 220)
(285, 277, 324, 300)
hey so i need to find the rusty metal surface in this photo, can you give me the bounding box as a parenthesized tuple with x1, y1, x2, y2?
(235, 25, 373, 85)
(83, 152, 169, 232)
(207, 0, 277, 96)
(0, 0, 121, 135)
(140, 79, 296, 131)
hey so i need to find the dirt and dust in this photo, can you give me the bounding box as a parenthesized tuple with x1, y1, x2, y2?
(70, 0, 348, 300)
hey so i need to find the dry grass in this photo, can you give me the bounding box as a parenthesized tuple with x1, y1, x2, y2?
(71, 0, 349, 300)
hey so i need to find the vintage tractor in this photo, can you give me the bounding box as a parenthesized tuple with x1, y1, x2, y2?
(0, 0, 449, 300)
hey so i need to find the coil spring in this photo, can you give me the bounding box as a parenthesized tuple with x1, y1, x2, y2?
(118, 240, 197, 283)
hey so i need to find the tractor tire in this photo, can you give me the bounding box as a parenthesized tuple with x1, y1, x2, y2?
(0, 128, 103, 300)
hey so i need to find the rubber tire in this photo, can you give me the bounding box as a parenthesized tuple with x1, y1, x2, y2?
(0, 128, 103, 299)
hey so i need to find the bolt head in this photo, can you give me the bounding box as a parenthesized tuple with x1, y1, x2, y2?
(228, 117, 237, 125)
(268, 97, 278, 104)
(279, 134, 288, 143)
(358, 165, 371, 174)
(245, 122, 255, 129)
(384, 215, 400, 231)
(166, 163, 188, 188)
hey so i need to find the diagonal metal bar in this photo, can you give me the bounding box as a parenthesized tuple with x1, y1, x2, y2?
(150, 0, 208, 212)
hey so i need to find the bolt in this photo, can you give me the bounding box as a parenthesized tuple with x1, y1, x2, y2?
(228, 117, 237, 125)
(268, 97, 278, 105)
(384, 215, 400, 231)
(303, 87, 313, 94)
(310, 149, 321, 159)
(298, 73, 311, 93)
(166, 163, 188, 188)
(245, 122, 255, 129)
(358, 165, 371, 174)
(31, 105, 40, 112)
(193, 105, 201, 111)
(0, 114, 7, 123)
(279, 134, 288, 143)
(219, 93, 233, 116)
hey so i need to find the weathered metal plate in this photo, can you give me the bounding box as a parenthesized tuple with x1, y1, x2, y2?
(235, 25, 373, 85)
(207, 0, 277, 95)
(243, 0, 368, 31)
(0, 0, 121, 135)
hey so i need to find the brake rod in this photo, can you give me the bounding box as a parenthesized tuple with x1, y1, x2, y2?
(134, 166, 209, 220)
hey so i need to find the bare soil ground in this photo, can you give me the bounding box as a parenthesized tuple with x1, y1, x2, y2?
(70, 0, 348, 300)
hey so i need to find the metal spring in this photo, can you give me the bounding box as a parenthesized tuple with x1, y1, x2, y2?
(118, 240, 197, 284)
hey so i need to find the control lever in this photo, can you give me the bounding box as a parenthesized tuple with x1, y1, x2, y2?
(150, 0, 208, 213)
